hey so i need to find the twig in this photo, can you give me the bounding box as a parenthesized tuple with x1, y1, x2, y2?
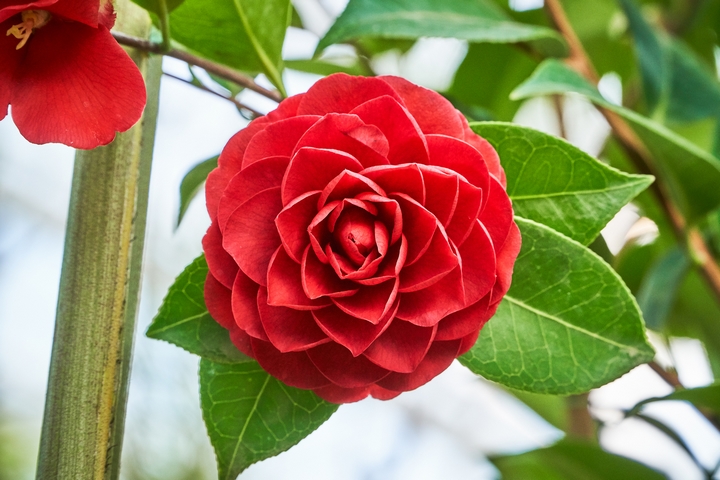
(112, 32, 283, 103)
(544, 0, 720, 308)
(648, 360, 682, 389)
(163, 72, 262, 118)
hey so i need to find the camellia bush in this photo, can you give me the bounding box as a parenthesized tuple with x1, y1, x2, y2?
(2, 0, 720, 478)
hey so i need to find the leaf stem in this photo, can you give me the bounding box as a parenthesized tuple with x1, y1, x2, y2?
(112, 31, 283, 102)
(543, 0, 720, 309)
(157, 0, 172, 53)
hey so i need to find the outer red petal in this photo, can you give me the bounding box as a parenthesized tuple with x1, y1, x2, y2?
(399, 228, 458, 293)
(461, 116, 506, 187)
(257, 287, 330, 352)
(380, 75, 465, 138)
(435, 294, 492, 341)
(204, 272, 236, 331)
(313, 384, 371, 403)
(202, 222, 238, 289)
(396, 265, 465, 327)
(251, 338, 331, 389)
(350, 95, 429, 165)
(377, 339, 462, 392)
(490, 220, 521, 305)
(12, 23, 146, 149)
(457, 221, 496, 306)
(307, 342, 390, 389)
(275, 191, 321, 263)
(363, 320, 436, 373)
(231, 270, 267, 341)
(363, 164, 426, 205)
(242, 115, 319, 167)
(419, 166, 459, 227)
(267, 246, 330, 310)
(332, 278, 399, 324)
(313, 302, 396, 357)
(298, 73, 402, 116)
(425, 134, 490, 195)
(47, 0, 101, 27)
(282, 147, 363, 205)
(0, 19, 21, 121)
(479, 176, 514, 250)
(222, 187, 283, 286)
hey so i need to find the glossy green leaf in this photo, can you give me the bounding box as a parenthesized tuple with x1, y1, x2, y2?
(471, 122, 653, 245)
(168, 0, 290, 92)
(511, 59, 720, 224)
(132, 0, 186, 15)
(177, 156, 218, 228)
(636, 247, 690, 330)
(317, 0, 566, 57)
(147, 255, 251, 364)
(460, 217, 654, 395)
(632, 383, 720, 414)
(492, 440, 666, 480)
(200, 359, 339, 480)
(285, 58, 370, 77)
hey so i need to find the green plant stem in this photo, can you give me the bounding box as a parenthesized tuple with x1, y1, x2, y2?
(35, 5, 162, 479)
(112, 31, 283, 102)
(157, 0, 172, 52)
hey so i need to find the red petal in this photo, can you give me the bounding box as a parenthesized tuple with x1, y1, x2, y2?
(358, 236, 407, 286)
(392, 193, 437, 265)
(350, 96, 429, 165)
(399, 228, 458, 292)
(313, 384, 371, 403)
(218, 156, 289, 232)
(282, 147, 363, 205)
(307, 342, 390, 388)
(357, 193, 403, 245)
(364, 320, 436, 373)
(257, 287, 330, 353)
(1, 0, 59, 24)
(202, 221, 238, 289)
(396, 265, 465, 327)
(229, 328, 254, 357)
(458, 221, 496, 306)
(419, 165, 459, 227)
(363, 164, 426, 205)
(242, 115, 319, 167)
(0, 23, 20, 120)
(251, 338, 331, 389)
(435, 294, 491, 341)
(204, 272, 235, 331)
(446, 180, 483, 247)
(426, 135, 490, 194)
(377, 339, 462, 392)
(380, 76, 465, 138)
(267, 247, 330, 310)
(332, 279, 399, 324)
(294, 113, 390, 168)
(302, 246, 359, 299)
(206, 119, 269, 218)
(231, 270, 267, 341)
(318, 170, 386, 207)
(480, 176, 514, 250)
(223, 187, 282, 286)
(11, 24, 145, 149)
(47, 0, 102, 26)
(490, 220, 521, 304)
(267, 93, 303, 120)
(458, 328, 481, 355)
(369, 385, 402, 400)
(275, 191, 320, 263)
(313, 302, 397, 357)
(462, 119, 506, 187)
(298, 73, 402, 116)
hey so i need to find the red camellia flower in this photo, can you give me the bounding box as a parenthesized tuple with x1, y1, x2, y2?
(203, 74, 521, 403)
(0, 0, 146, 148)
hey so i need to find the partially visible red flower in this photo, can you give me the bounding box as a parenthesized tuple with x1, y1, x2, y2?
(1, 0, 146, 148)
(203, 74, 521, 404)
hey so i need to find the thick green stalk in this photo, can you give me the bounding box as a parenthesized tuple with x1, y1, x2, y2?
(35, 4, 161, 479)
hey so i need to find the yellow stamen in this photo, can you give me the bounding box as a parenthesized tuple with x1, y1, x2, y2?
(6, 10, 51, 50)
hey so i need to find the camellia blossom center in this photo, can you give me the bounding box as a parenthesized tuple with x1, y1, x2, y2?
(6, 10, 51, 50)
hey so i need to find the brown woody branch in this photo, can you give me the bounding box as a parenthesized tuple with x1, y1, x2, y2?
(112, 32, 283, 103)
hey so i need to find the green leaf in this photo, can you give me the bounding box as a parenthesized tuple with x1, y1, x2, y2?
(491, 439, 666, 480)
(177, 156, 218, 228)
(460, 217, 655, 395)
(200, 359, 339, 480)
(632, 383, 720, 414)
(168, 0, 290, 92)
(511, 59, 720, 224)
(471, 122, 653, 245)
(636, 247, 690, 330)
(317, 0, 567, 57)
(147, 255, 252, 364)
(132, 0, 186, 15)
(448, 43, 537, 121)
(285, 58, 370, 77)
